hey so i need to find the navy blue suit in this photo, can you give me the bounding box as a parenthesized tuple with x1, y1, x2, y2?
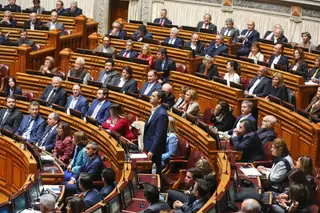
(154, 18, 172, 26)
(184, 41, 205, 56)
(119, 49, 139, 58)
(269, 54, 289, 69)
(87, 99, 112, 125)
(205, 42, 228, 57)
(153, 58, 176, 83)
(246, 77, 271, 97)
(163, 37, 184, 47)
(65, 95, 89, 117)
(139, 82, 162, 96)
(144, 105, 168, 173)
(52, 8, 65, 16)
(237, 29, 260, 56)
(15, 115, 46, 143)
(65, 7, 82, 16)
(73, 154, 103, 181)
(4, 4, 21, 12)
(83, 188, 101, 210)
(37, 126, 58, 152)
(228, 114, 256, 135)
(108, 29, 126, 39)
(132, 31, 153, 40)
(98, 184, 115, 199)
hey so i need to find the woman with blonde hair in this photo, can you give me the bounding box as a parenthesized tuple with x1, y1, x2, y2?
(173, 86, 189, 108)
(196, 158, 217, 196)
(39, 56, 58, 74)
(161, 116, 178, 167)
(178, 89, 201, 119)
(137, 44, 154, 66)
(268, 72, 288, 102)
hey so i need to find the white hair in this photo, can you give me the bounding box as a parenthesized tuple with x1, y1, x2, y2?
(170, 27, 179, 35)
(70, 0, 78, 6)
(52, 76, 62, 83)
(40, 194, 56, 212)
(76, 57, 85, 65)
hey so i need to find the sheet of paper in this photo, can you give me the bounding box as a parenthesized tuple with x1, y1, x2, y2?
(240, 167, 262, 177)
(40, 155, 54, 161)
(130, 153, 148, 159)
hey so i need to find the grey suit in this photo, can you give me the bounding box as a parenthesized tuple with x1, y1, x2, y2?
(97, 69, 120, 87)
(14, 38, 37, 51)
(139, 201, 170, 213)
(45, 21, 65, 34)
(93, 44, 117, 58)
(220, 27, 240, 42)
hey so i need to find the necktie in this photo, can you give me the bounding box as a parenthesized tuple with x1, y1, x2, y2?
(22, 118, 33, 133)
(203, 69, 208, 76)
(313, 69, 320, 78)
(47, 89, 56, 104)
(161, 61, 165, 70)
(39, 127, 52, 146)
(169, 39, 173, 44)
(225, 29, 230, 36)
(91, 102, 102, 119)
(160, 19, 164, 26)
(204, 24, 208, 29)
(124, 51, 129, 58)
(1, 109, 10, 126)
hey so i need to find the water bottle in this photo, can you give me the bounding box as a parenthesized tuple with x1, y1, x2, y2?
(151, 163, 157, 178)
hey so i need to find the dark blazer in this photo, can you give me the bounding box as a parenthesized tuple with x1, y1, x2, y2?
(164, 92, 175, 109)
(87, 99, 112, 125)
(205, 42, 228, 57)
(211, 110, 236, 132)
(269, 85, 288, 102)
(232, 131, 264, 162)
(51, 8, 65, 16)
(256, 128, 276, 145)
(0, 18, 16, 28)
(119, 49, 139, 58)
(108, 29, 126, 39)
(14, 38, 37, 51)
(65, 95, 89, 117)
(163, 37, 184, 47)
(97, 69, 120, 87)
(15, 115, 46, 142)
(139, 201, 170, 213)
(197, 63, 219, 80)
(24, 20, 42, 29)
(73, 153, 103, 181)
(0, 108, 23, 133)
(269, 54, 289, 69)
(196, 21, 217, 34)
(181, 198, 208, 213)
(132, 31, 153, 40)
(114, 78, 138, 93)
(4, 4, 21, 12)
(153, 18, 172, 25)
(153, 57, 176, 83)
(289, 62, 308, 80)
(220, 27, 240, 42)
(4, 86, 22, 96)
(228, 114, 256, 135)
(98, 184, 115, 199)
(40, 85, 68, 106)
(139, 82, 162, 96)
(65, 7, 83, 16)
(184, 41, 205, 55)
(238, 29, 260, 48)
(246, 77, 271, 97)
(263, 31, 288, 43)
(306, 67, 320, 81)
(0, 34, 8, 45)
(36, 126, 58, 152)
(83, 188, 101, 210)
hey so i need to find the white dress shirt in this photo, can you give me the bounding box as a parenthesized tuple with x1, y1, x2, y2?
(271, 55, 281, 69)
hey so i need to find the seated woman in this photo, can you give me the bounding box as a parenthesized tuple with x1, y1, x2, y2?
(39, 56, 58, 74)
(0, 11, 16, 27)
(161, 116, 178, 167)
(178, 89, 201, 119)
(306, 56, 320, 83)
(248, 42, 264, 64)
(64, 131, 88, 181)
(4, 77, 22, 96)
(210, 100, 235, 132)
(257, 138, 294, 193)
(197, 55, 219, 80)
(296, 155, 316, 191)
(256, 115, 277, 145)
(224, 60, 240, 85)
(114, 66, 138, 93)
(268, 72, 288, 102)
(305, 87, 320, 121)
(102, 103, 135, 140)
(289, 48, 308, 81)
(137, 44, 154, 66)
(196, 158, 218, 197)
(173, 86, 189, 108)
(64, 197, 85, 213)
(53, 122, 74, 165)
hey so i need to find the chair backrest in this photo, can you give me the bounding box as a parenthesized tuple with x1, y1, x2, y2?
(176, 63, 186, 73)
(263, 141, 274, 161)
(185, 113, 197, 124)
(22, 91, 34, 102)
(240, 76, 250, 90)
(310, 205, 319, 213)
(287, 88, 296, 105)
(202, 108, 213, 124)
(176, 136, 190, 159)
(187, 149, 204, 168)
(0, 64, 9, 78)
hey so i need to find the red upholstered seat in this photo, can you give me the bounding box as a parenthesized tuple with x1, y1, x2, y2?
(240, 76, 250, 90)
(22, 91, 34, 102)
(310, 205, 319, 213)
(253, 141, 274, 168)
(176, 63, 186, 73)
(202, 108, 213, 124)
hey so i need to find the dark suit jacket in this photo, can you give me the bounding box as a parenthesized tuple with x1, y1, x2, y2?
(211, 110, 236, 132)
(153, 18, 172, 25)
(181, 198, 208, 213)
(65, 7, 83, 16)
(205, 42, 228, 57)
(306, 67, 320, 81)
(83, 188, 101, 210)
(15, 115, 46, 142)
(37, 125, 57, 152)
(238, 29, 260, 47)
(139, 201, 170, 213)
(184, 41, 204, 55)
(65, 95, 89, 117)
(228, 114, 256, 135)
(246, 77, 271, 97)
(165, 92, 175, 109)
(114, 78, 138, 93)
(51, 8, 65, 16)
(4, 4, 21, 12)
(197, 63, 219, 80)
(24, 20, 42, 29)
(119, 49, 139, 58)
(269, 85, 288, 102)
(132, 31, 153, 40)
(256, 128, 276, 145)
(263, 31, 288, 43)
(139, 82, 162, 96)
(289, 62, 308, 80)
(0, 108, 23, 133)
(14, 38, 37, 51)
(0, 34, 8, 45)
(4, 86, 22, 96)
(73, 154, 103, 181)
(40, 85, 68, 106)
(87, 99, 111, 125)
(153, 57, 176, 83)
(98, 184, 115, 200)
(0, 18, 16, 28)
(108, 29, 126, 39)
(220, 27, 240, 42)
(163, 37, 184, 47)
(196, 21, 217, 34)
(269, 54, 289, 69)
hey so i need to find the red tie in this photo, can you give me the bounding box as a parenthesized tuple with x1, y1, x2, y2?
(124, 51, 129, 58)
(160, 19, 164, 26)
(204, 23, 208, 29)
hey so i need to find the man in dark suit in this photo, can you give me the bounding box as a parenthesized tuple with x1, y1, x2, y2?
(52, 0, 65, 15)
(86, 88, 112, 125)
(162, 83, 175, 109)
(220, 18, 240, 42)
(196, 14, 217, 34)
(269, 28, 288, 44)
(40, 76, 67, 106)
(132, 25, 153, 42)
(93, 35, 117, 57)
(205, 34, 228, 57)
(108, 21, 126, 39)
(153, 9, 172, 26)
(4, 0, 21, 12)
(119, 39, 139, 58)
(24, 12, 42, 30)
(236, 21, 260, 56)
(139, 70, 162, 96)
(144, 90, 168, 173)
(13, 29, 37, 51)
(15, 101, 46, 143)
(153, 48, 176, 84)
(65, 1, 82, 16)
(244, 66, 271, 97)
(0, 95, 23, 133)
(79, 173, 101, 210)
(163, 27, 184, 47)
(97, 59, 120, 87)
(36, 112, 59, 152)
(268, 43, 289, 69)
(98, 168, 115, 199)
(231, 119, 264, 162)
(140, 183, 170, 213)
(184, 32, 205, 56)
(113, 65, 138, 93)
(65, 84, 89, 117)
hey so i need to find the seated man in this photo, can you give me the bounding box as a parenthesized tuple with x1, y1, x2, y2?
(13, 29, 37, 51)
(256, 115, 277, 145)
(268, 43, 289, 69)
(45, 11, 65, 34)
(4, 0, 21, 12)
(270, 28, 288, 44)
(93, 35, 117, 57)
(205, 34, 228, 57)
(24, 12, 42, 30)
(244, 66, 271, 97)
(140, 183, 170, 213)
(153, 48, 176, 84)
(113, 65, 138, 93)
(236, 21, 260, 57)
(65, 0, 82, 16)
(184, 32, 205, 56)
(79, 173, 101, 209)
(153, 9, 172, 26)
(39, 194, 56, 213)
(98, 168, 116, 199)
(36, 112, 59, 152)
(163, 27, 184, 47)
(196, 14, 217, 34)
(139, 70, 162, 96)
(0, 10, 16, 27)
(40, 76, 67, 106)
(162, 83, 175, 109)
(264, 24, 288, 43)
(15, 101, 46, 143)
(0, 95, 23, 133)
(241, 198, 262, 213)
(65, 84, 89, 117)
(231, 119, 264, 162)
(97, 59, 120, 87)
(132, 25, 153, 42)
(119, 39, 139, 58)
(220, 18, 240, 42)
(0, 29, 9, 45)
(28, 0, 45, 14)
(52, 0, 65, 15)
(86, 88, 112, 125)
(67, 57, 91, 84)
(197, 55, 219, 80)
(108, 21, 126, 39)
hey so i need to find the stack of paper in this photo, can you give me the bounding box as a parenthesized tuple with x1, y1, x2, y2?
(240, 167, 262, 177)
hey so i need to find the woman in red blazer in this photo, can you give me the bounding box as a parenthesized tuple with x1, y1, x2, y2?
(53, 122, 74, 164)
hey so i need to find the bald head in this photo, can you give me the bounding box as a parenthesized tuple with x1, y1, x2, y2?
(162, 83, 172, 95)
(241, 199, 261, 213)
(247, 21, 255, 31)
